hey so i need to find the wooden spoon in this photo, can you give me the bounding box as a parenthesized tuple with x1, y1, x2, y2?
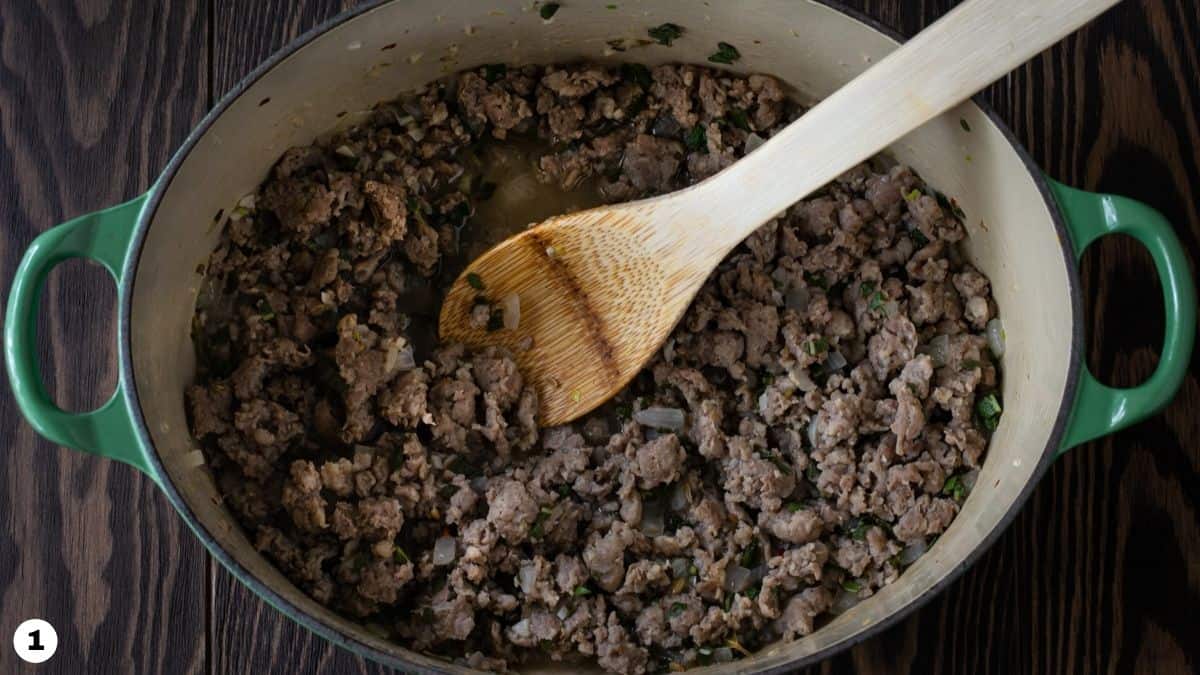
(440, 0, 1119, 426)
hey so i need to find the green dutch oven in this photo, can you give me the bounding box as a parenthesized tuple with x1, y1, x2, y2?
(4, 1, 1195, 672)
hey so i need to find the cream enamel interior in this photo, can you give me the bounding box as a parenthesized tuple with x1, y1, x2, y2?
(128, 1, 1076, 671)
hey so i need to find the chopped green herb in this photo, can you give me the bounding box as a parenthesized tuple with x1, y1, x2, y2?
(859, 281, 876, 298)
(910, 229, 930, 247)
(804, 337, 829, 356)
(539, 2, 561, 20)
(614, 403, 632, 420)
(906, 382, 920, 396)
(868, 290, 886, 312)
(804, 271, 827, 289)
(648, 22, 684, 46)
(960, 118, 972, 132)
(605, 38, 628, 53)
(684, 124, 708, 153)
(976, 392, 1002, 431)
(688, 564, 699, 577)
(698, 646, 714, 656)
(727, 108, 751, 131)
(961, 359, 981, 371)
(540, 639, 554, 651)
(942, 474, 965, 501)
(745, 585, 760, 600)
(530, 505, 553, 539)
(786, 502, 803, 512)
(740, 541, 761, 568)
(573, 584, 593, 596)
(259, 311, 275, 321)
(708, 41, 741, 64)
(621, 62, 653, 89)
(904, 188, 922, 202)
(482, 63, 507, 83)
(606, 3, 618, 8)
(394, 546, 410, 564)
(670, 602, 687, 617)
(557, 484, 572, 498)
(466, 272, 485, 290)
(841, 579, 862, 593)
(846, 518, 869, 541)
(765, 452, 791, 474)
(805, 464, 820, 483)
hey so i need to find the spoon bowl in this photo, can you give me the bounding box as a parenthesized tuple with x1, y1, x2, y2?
(439, 197, 721, 425)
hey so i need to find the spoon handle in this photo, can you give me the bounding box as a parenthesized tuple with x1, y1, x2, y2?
(704, 0, 1120, 237)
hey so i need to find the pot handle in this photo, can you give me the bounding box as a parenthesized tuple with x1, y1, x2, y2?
(4, 195, 154, 476)
(1050, 179, 1196, 452)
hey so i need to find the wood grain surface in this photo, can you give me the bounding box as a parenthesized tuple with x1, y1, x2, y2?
(1, 0, 1196, 673)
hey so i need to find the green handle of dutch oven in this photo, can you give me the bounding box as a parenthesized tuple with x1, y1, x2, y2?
(1051, 179, 1197, 452)
(4, 195, 155, 477)
(4, 185, 1194, 469)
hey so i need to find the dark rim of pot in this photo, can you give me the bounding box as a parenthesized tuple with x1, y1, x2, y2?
(119, 1, 1085, 672)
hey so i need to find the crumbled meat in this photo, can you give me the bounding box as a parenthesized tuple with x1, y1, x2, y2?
(189, 61, 997, 674)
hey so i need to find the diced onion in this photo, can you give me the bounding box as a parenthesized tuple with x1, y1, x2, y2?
(924, 334, 950, 368)
(182, 449, 207, 469)
(237, 193, 257, 210)
(713, 647, 735, 663)
(384, 339, 415, 372)
(401, 100, 424, 120)
(670, 558, 690, 578)
(669, 483, 690, 512)
(784, 286, 811, 311)
(828, 588, 862, 615)
(898, 538, 929, 566)
(807, 417, 820, 448)
(509, 618, 531, 640)
(433, 536, 457, 565)
(406, 126, 426, 142)
(502, 293, 521, 330)
(662, 337, 676, 361)
(961, 468, 980, 493)
(986, 318, 1006, 358)
(335, 145, 356, 158)
(825, 350, 847, 371)
(745, 132, 767, 153)
(790, 368, 817, 393)
(641, 500, 666, 537)
(724, 564, 754, 593)
(518, 562, 538, 594)
(633, 407, 686, 431)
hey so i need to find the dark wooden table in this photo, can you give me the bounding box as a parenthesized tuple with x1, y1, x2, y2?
(1, 1, 1197, 673)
